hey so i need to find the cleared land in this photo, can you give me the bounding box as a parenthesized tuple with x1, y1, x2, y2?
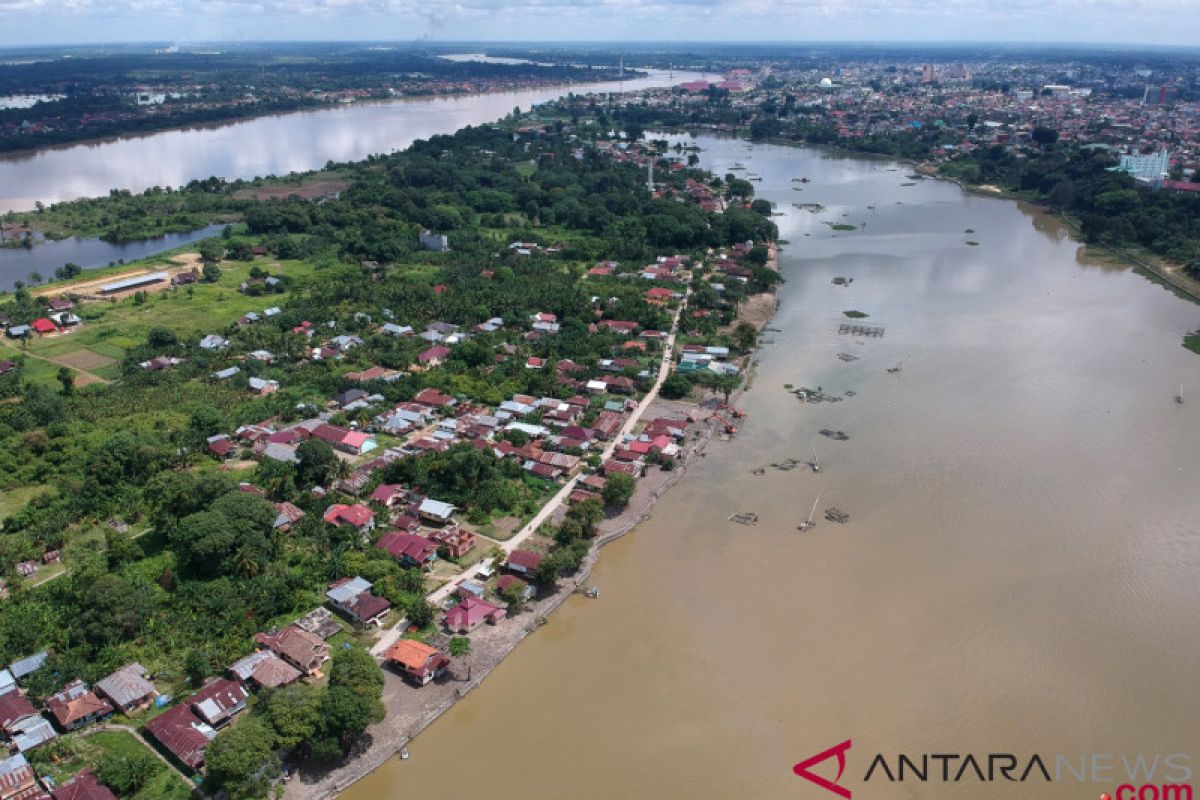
(233, 179, 350, 201)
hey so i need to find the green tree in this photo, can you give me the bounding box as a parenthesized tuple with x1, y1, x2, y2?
(296, 439, 338, 488)
(601, 472, 636, 509)
(265, 683, 323, 750)
(206, 717, 281, 800)
(202, 261, 222, 283)
(56, 366, 74, 396)
(96, 748, 158, 794)
(1031, 126, 1059, 146)
(660, 373, 692, 401)
(199, 239, 225, 263)
(75, 574, 154, 647)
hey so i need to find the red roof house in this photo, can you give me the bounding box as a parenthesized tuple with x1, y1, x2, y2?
(144, 704, 214, 771)
(376, 530, 439, 569)
(444, 596, 506, 633)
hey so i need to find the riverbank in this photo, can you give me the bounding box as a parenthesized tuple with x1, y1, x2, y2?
(284, 398, 727, 800)
(286, 241, 782, 799)
(685, 125, 1200, 310)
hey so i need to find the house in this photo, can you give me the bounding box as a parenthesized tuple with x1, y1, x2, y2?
(323, 503, 376, 535)
(227, 651, 301, 690)
(30, 318, 56, 335)
(144, 704, 215, 771)
(506, 549, 543, 576)
(45, 681, 113, 732)
(7, 653, 46, 684)
(273, 502, 306, 532)
(139, 356, 180, 371)
(496, 574, 535, 602)
(206, 435, 236, 460)
(0, 689, 34, 730)
(413, 387, 455, 409)
(419, 229, 449, 252)
(417, 498, 456, 525)
(369, 484, 407, 508)
(427, 527, 476, 560)
(0, 361, 15, 376)
(50, 768, 116, 800)
(385, 640, 449, 686)
(333, 388, 367, 408)
(376, 531, 438, 569)
(248, 377, 279, 395)
(198, 334, 228, 350)
(456, 579, 486, 600)
(311, 423, 377, 455)
(444, 596, 506, 634)
(254, 626, 329, 676)
(94, 663, 156, 714)
(0, 754, 39, 800)
(4, 326, 29, 340)
(417, 345, 450, 366)
(326, 577, 392, 627)
(189, 679, 248, 728)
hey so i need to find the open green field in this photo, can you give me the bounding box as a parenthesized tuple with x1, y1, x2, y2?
(0, 485, 51, 520)
(10, 253, 323, 387)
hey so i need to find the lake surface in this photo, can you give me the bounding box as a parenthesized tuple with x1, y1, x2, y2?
(344, 137, 1200, 799)
(0, 224, 225, 288)
(0, 69, 701, 213)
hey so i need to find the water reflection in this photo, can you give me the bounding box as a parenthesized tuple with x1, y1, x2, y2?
(0, 70, 703, 213)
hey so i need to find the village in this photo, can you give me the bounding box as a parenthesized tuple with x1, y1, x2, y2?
(0, 123, 777, 795)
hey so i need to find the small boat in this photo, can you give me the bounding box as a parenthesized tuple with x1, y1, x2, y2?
(809, 450, 821, 473)
(1174, 384, 1184, 405)
(798, 490, 823, 532)
(887, 362, 902, 373)
(401, 747, 410, 760)
(585, 586, 600, 599)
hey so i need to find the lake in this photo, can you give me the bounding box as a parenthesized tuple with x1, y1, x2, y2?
(0, 224, 226, 288)
(340, 136, 1200, 800)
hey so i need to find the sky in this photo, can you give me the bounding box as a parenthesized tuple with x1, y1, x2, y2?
(1, 0, 1199, 49)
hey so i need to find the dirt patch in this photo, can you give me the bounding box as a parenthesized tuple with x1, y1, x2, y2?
(56, 349, 116, 372)
(232, 180, 349, 202)
(721, 292, 778, 333)
(36, 260, 200, 303)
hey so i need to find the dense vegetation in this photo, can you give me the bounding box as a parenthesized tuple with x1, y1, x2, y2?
(0, 110, 775, 705)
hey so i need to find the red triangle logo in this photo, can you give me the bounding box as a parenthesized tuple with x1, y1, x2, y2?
(793, 740, 853, 799)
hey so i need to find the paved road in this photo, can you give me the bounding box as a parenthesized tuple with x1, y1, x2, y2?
(371, 296, 686, 658)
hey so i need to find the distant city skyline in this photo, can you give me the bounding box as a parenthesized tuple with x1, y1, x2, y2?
(2, 0, 1199, 49)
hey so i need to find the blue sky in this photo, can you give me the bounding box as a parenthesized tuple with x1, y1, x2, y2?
(1, 0, 1198, 48)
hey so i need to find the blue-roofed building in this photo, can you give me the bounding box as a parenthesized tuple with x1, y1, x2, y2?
(8, 652, 47, 681)
(99, 271, 169, 294)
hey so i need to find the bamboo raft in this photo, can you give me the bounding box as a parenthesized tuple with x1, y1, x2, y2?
(839, 324, 884, 337)
(825, 508, 850, 524)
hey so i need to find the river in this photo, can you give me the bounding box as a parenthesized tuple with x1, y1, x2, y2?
(342, 136, 1200, 799)
(0, 69, 702, 214)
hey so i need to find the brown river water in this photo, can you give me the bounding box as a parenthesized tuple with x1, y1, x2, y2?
(346, 137, 1200, 800)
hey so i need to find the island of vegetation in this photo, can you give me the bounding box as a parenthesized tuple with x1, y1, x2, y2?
(0, 42, 636, 155)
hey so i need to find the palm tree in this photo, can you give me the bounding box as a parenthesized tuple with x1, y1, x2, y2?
(449, 636, 473, 680)
(235, 545, 262, 578)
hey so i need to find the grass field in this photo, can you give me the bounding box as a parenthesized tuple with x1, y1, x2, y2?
(29, 729, 192, 799)
(11, 252, 322, 387)
(0, 485, 51, 519)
